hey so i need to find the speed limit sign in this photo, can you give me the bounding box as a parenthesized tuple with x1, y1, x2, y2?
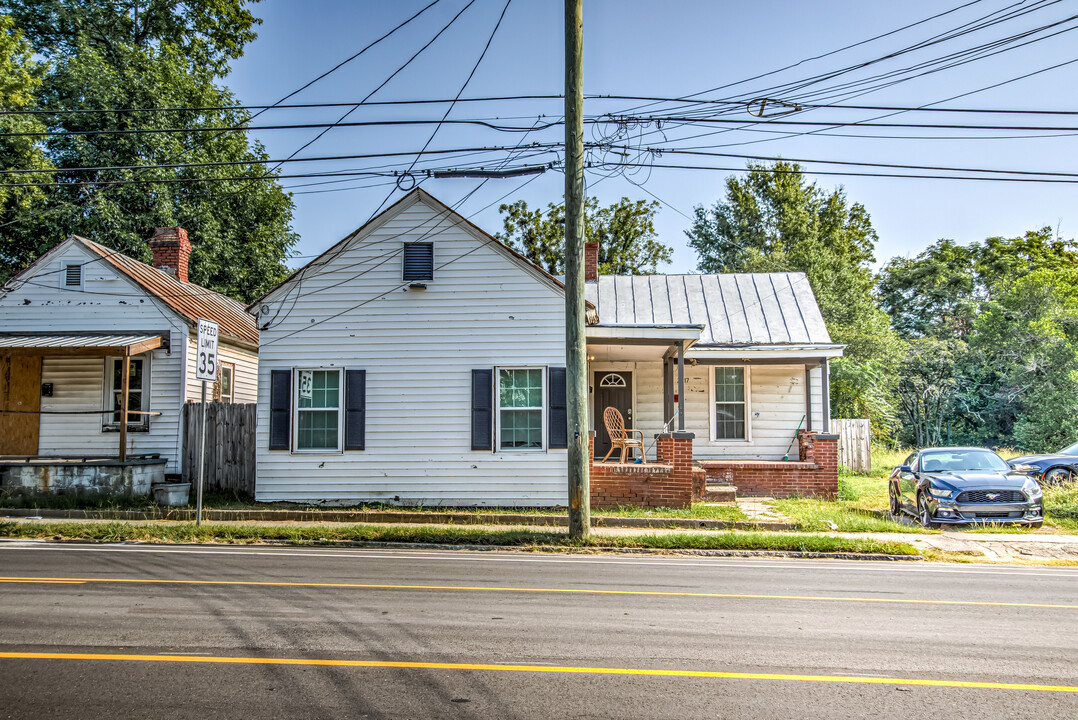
(196, 318, 219, 382)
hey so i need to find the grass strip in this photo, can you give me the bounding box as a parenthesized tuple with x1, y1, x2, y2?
(0, 521, 918, 556)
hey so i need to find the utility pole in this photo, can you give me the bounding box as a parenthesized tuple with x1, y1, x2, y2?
(565, 0, 589, 539)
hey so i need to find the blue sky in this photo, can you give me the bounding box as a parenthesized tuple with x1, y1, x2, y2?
(224, 0, 1078, 272)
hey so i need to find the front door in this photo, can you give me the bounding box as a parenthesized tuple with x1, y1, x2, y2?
(0, 355, 42, 455)
(594, 371, 632, 460)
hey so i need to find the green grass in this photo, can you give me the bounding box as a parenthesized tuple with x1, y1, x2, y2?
(1044, 483, 1078, 532)
(0, 520, 917, 555)
(599, 504, 747, 521)
(0, 490, 161, 511)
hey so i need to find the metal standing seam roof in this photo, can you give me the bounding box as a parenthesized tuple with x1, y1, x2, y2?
(583, 273, 833, 346)
(76, 236, 259, 347)
(0, 333, 160, 349)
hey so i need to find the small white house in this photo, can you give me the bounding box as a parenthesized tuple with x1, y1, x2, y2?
(0, 229, 257, 483)
(250, 189, 843, 506)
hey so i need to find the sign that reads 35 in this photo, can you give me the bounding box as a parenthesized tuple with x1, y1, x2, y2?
(196, 318, 219, 382)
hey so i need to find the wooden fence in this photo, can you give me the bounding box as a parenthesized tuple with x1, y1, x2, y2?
(182, 402, 256, 495)
(831, 418, 872, 473)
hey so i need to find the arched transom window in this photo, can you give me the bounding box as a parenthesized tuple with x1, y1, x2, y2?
(599, 373, 627, 388)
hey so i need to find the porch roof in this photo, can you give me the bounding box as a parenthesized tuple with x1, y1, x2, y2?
(586, 323, 702, 346)
(0, 332, 164, 357)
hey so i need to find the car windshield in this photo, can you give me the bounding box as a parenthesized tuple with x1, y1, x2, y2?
(1059, 441, 1078, 456)
(920, 450, 1009, 473)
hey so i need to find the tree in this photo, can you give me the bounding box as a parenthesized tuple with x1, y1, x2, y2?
(0, 15, 55, 277)
(0, 1, 296, 301)
(878, 239, 979, 340)
(497, 196, 672, 275)
(686, 161, 903, 435)
(894, 338, 965, 446)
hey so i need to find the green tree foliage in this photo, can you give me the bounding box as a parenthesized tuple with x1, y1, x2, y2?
(686, 161, 902, 434)
(878, 239, 979, 340)
(0, 0, 296, 301)
(0, 15, 55, 272)
(971, 267, 1078, 451)
(497, 196, 672, 275)
(895, 338, 965, 447)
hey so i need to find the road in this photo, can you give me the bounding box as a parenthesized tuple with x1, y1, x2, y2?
(1, 541, 1076, 719)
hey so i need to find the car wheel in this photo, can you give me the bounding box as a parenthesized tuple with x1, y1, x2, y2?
(1042, 467, 1074, 487)
(1030, 521, 1043, 529)
(917, 493, 940, 529)
(889, 482, 901, 518)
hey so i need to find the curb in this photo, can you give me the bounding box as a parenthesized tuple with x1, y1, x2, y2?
(0, 507, 799, 532)
(0, 537, 922, 561)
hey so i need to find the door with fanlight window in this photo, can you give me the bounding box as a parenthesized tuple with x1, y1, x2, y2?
(593, 371, 632, 459)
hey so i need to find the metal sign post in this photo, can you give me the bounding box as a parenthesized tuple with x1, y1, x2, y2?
(195, 318, 219, 526)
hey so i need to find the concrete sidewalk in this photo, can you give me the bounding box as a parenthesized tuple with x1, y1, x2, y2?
(3, 513, 1078, 563)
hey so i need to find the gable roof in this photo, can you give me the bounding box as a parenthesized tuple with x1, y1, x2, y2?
(249, 188, 595, 317)
(72, 236, 258, 347)
(584, 272, 833, 346)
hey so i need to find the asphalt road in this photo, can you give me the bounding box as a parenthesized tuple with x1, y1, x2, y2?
(1, 542, 1076, 719)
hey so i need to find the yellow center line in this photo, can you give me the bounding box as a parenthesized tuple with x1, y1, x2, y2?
(0, 575, 1075, 610)
(0, 651, 1074, 693)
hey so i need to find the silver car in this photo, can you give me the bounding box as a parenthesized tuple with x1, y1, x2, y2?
(889, 447, 1044, 528)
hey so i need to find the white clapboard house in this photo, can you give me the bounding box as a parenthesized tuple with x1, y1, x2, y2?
(0, 229, 257, 478)
(251, 189, 843, 506)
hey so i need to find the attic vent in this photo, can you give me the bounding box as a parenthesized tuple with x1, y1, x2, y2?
(403, 243, 434, 282)
(63, 263, 82, 288)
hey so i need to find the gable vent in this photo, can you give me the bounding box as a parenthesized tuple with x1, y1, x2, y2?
(64, 263, 83, 288)
(402, 243, 434, 282)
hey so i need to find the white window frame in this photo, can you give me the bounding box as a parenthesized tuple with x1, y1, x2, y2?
(708, 365, 751, 444)
(102, 354, 151, 431)
(60, 261, 84, 291)
(495, 366, 547, 452)
(214, 362, 235, 403)
(292, 367, 344, 453)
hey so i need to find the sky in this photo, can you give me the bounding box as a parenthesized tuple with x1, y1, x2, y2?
(223, 0, 1078, 273)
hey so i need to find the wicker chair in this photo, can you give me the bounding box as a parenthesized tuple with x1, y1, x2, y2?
(601, 407, 645, 464)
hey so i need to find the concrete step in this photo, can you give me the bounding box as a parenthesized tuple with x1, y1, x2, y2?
(701, 485, 737, 502)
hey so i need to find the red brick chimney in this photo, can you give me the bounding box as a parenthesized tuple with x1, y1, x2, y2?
(584, 241, 599, 282)
(149, 227, 191, 283)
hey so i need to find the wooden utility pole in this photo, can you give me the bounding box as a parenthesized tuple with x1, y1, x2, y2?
(565, 0, 589, 539)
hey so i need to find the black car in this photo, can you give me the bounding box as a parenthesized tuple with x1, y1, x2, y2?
(889, 447, 1043, 528)
(1009, 442, 1078, 486)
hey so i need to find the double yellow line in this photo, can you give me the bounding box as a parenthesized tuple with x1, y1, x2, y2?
(1, 652, 1075, 693)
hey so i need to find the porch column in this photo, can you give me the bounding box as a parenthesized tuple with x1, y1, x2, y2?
(804, 364, 813, 432)
(676, 340, 685, 432)
(820, 358, 831, 434)
(118, 352, 130, 462)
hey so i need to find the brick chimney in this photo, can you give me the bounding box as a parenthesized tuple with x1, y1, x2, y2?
(149, 227, 191, 283)
(584, 241, 599, 282)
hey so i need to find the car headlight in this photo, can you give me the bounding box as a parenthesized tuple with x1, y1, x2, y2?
(1011, 463, 1039, 474)
(1023, 478, 1043, 498)
(930, 486, 953, 498)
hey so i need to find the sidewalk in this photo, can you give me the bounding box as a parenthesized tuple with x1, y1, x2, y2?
(4, 511, 1078, 563)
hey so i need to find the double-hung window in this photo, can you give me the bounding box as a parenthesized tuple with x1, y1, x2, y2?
(214, 362, 235, 403)
(294, 369, 343, 451)
(713, 367, 747, 441)
(497, 368, 545, 450)
(103, 356, 149, 430)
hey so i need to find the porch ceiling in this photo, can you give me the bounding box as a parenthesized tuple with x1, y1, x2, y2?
(0, 332, 164, 357)
(587, 324, 702, 363)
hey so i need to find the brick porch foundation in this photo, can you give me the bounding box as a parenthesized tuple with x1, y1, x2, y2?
(699, 431, 839, 498)
(588, 433, 695, 509)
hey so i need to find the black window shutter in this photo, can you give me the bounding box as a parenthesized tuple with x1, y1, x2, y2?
(548, 366, 567, 449)
(403, 243, 434, 281)
(345, 369, 366, 451)
(269, 369, 291, 450)
(471, 368, 493, 451)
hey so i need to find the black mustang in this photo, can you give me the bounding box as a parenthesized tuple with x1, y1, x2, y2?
(1009, 442, 1078, 486)
(889, 447, 1043, 528)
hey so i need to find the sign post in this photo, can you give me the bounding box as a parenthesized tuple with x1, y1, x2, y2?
(195, 318, 219, 527)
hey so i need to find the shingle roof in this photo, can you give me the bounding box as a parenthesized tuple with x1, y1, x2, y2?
(584, 272, 833, 346)
(76, 236, 258, 347)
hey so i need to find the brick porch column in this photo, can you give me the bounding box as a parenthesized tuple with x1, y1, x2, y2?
(654, 431, 695, 509)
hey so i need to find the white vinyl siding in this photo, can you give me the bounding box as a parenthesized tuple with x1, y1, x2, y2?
(255, 195, 567, 505)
